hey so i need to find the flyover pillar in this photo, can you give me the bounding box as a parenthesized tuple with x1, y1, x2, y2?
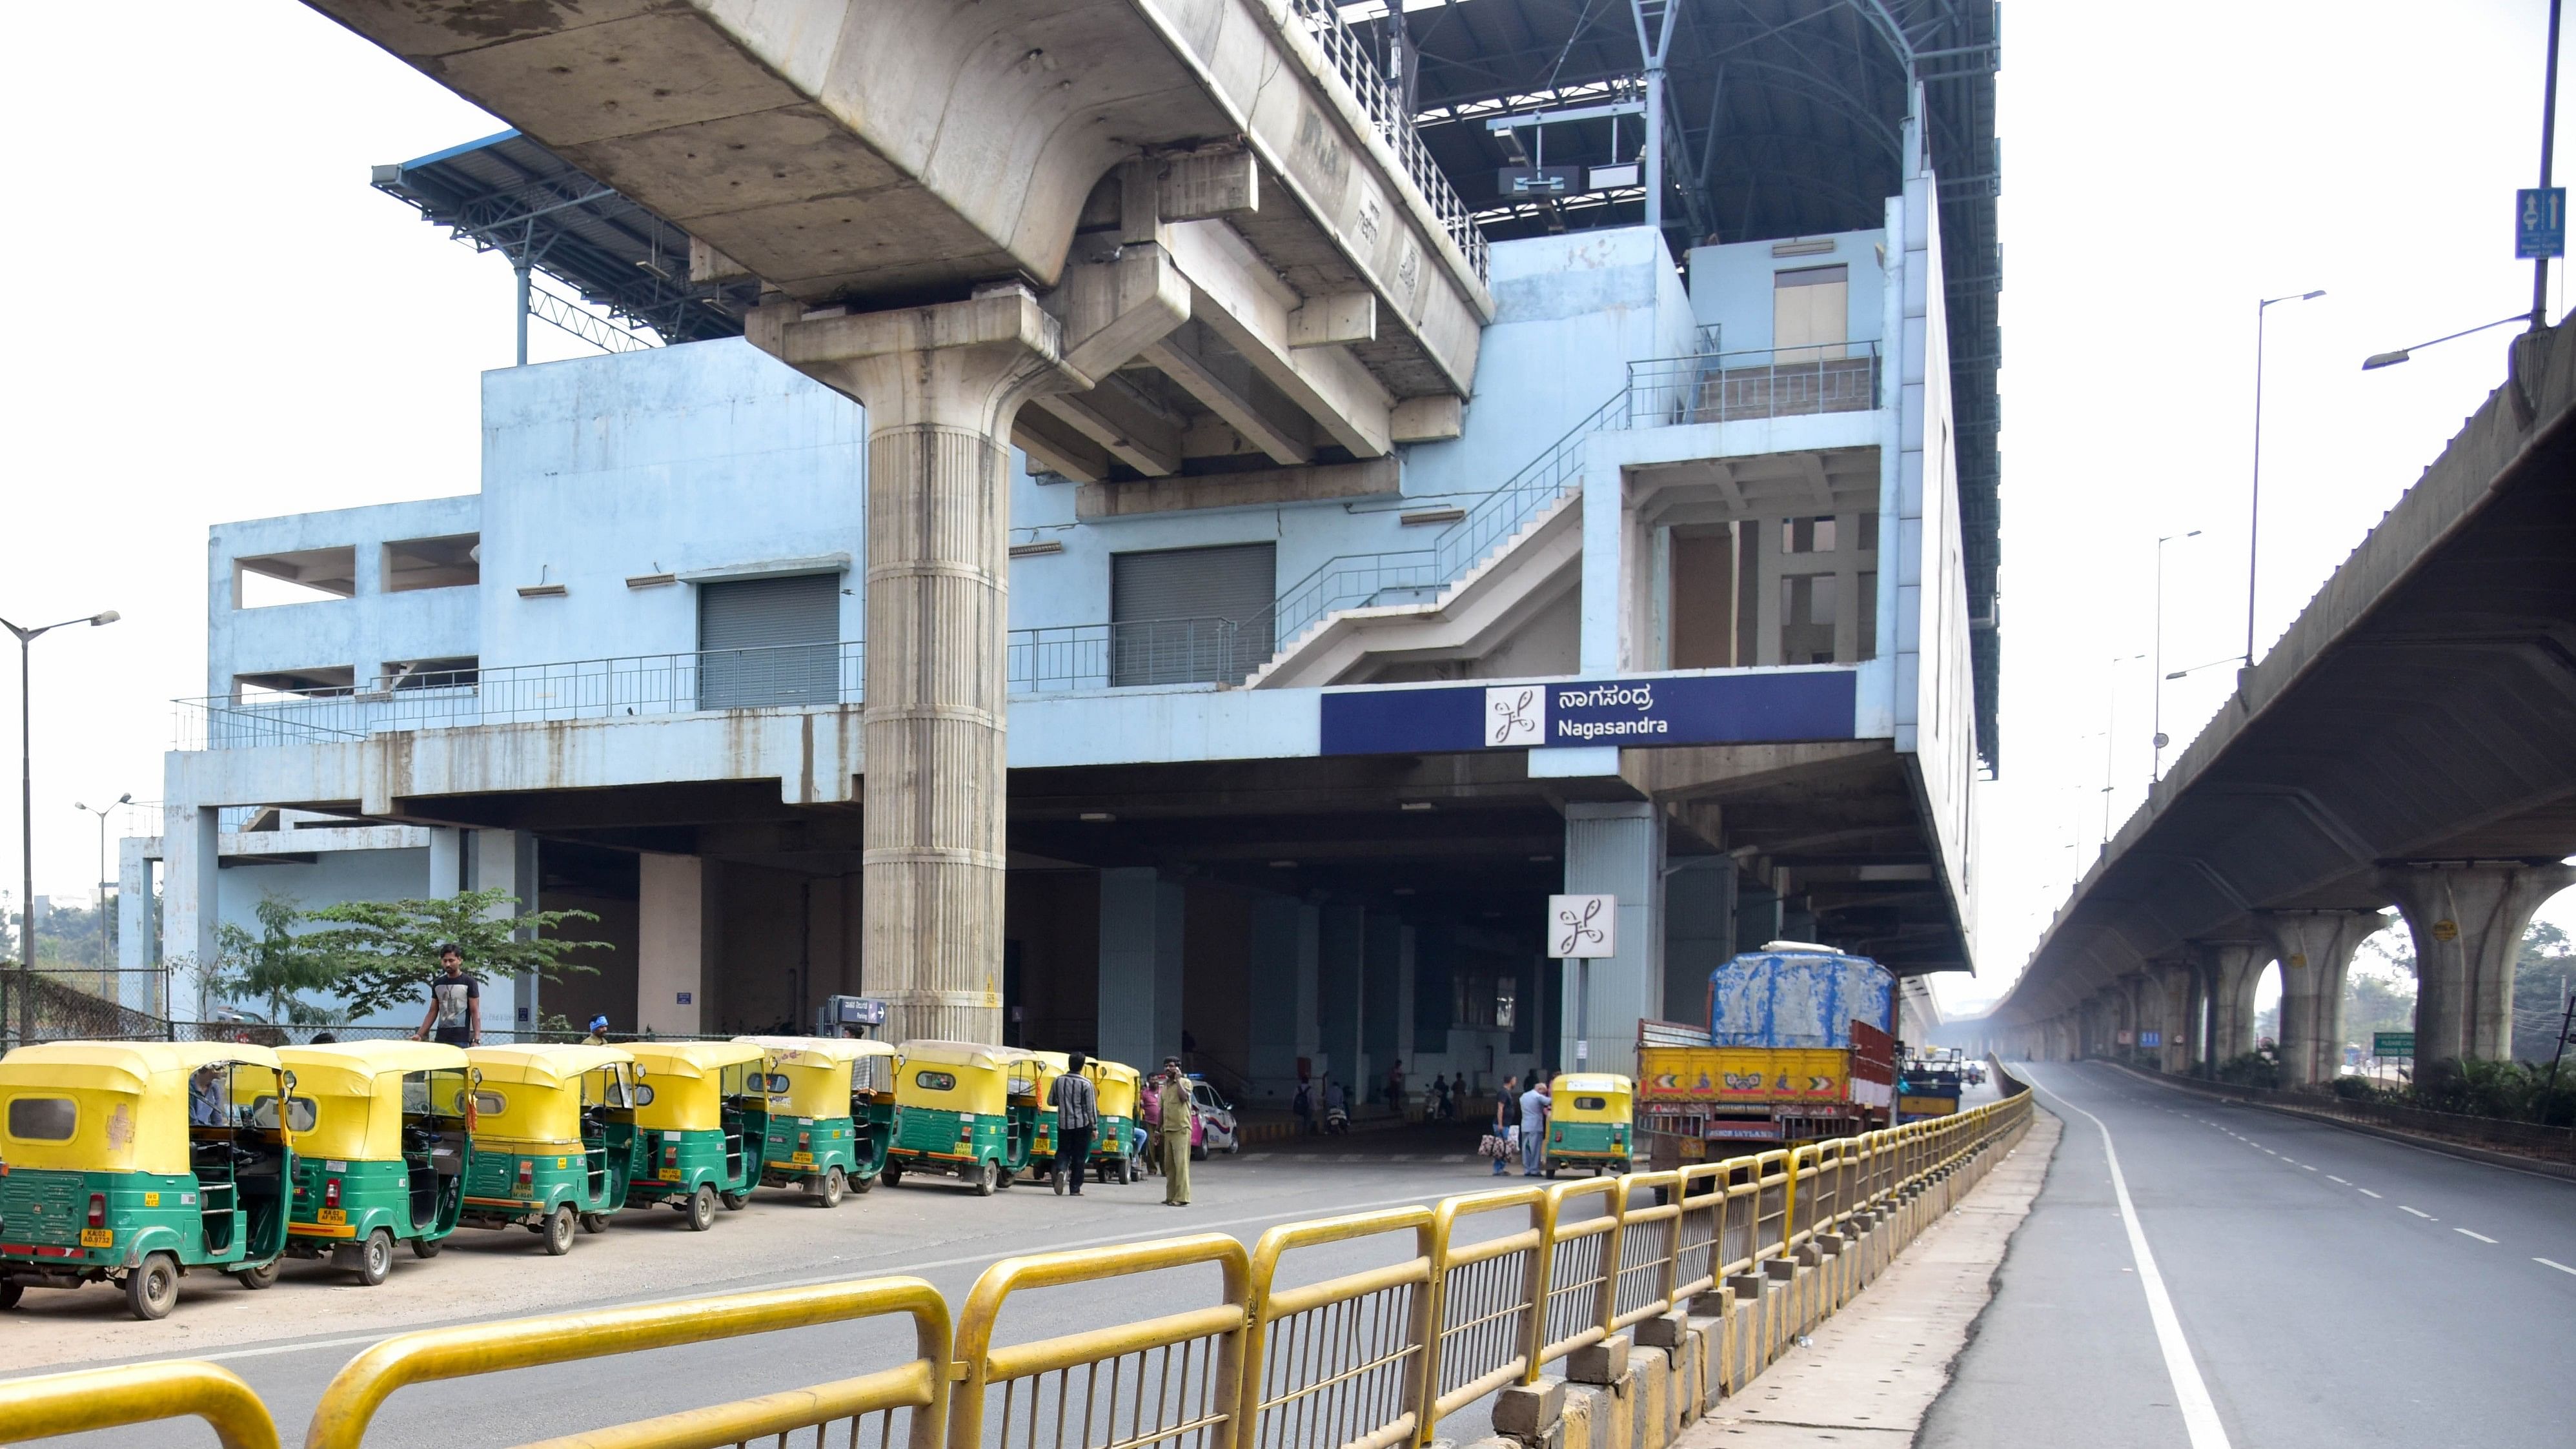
(2200, 941, 2270, 1065)
(2382, 862, 2576, 1066)
(2257, 910, 2387, 1087)
(2149, 960, 2196, 1072)
(748, 259, 1188, 1046)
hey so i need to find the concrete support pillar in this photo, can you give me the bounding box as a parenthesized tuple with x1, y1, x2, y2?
(1663, 856, 1735, 1026)
(1098, 867, 1185, 1070)
(2382, 862, 2576, 1066)
(754, 256, 1184, 1048)
(2200, 941, 2270, 1064)
(1562, 802, 1664, 1076)
(163, 804, 220, 1023)
(2257, 910, 2387, 1086)
(2150, 962, 2196, 1072)
(427, 827, 465, 899)
(1734, 882, 1781, 954)
(1363, 913, 1402, 1093)
(1246, 895, 1316, 1099)
(468, 829, 532, 1034)
(638, 854, 705, 1037)
(116, 837, 156, 1014)
(1317, 903, 1364, 1091)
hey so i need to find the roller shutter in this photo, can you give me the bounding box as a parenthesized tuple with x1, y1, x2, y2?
(697, 573, 842, 709)
(1108, 542, 1276, 686)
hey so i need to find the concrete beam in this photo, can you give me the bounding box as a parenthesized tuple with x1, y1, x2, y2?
(1390, 394, 1464, 443)
(1011, 407, 1114, 483)
(1288, 293, 1376, 348)
(1075, 458, 1397, 521)
(1163, 221, 1393, 457)
(1028, 382, 1185, 476)
(1141, 321, 1315, 466)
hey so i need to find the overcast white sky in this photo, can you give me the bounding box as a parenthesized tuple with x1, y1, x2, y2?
(1, 3, 2570, 1011)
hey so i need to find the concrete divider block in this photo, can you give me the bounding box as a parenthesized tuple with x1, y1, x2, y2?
(1566, 1333, 1634, 1386)
(1679, 1321, 1714, 1419)
(1557, 1377, 1621, 1449)
(1628, 1347, 1677, 1448)
(1633, 1309, 1690, 1351)
(1492, 1381, 1565, 1438)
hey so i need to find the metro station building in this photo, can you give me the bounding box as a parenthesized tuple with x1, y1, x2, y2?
(124, 3, 2000, 1110)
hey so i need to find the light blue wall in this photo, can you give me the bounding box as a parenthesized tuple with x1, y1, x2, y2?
(1684, 228, 1887, 356)
(213, 845, 433, 1029)
(208, 496, 481, 696)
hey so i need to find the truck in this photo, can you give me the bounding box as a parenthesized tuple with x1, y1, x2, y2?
(1634, 942, 1898, 1164)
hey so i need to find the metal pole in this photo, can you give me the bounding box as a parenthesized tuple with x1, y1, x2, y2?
(2246, 301, 2267, 665)
(514, 259, 532, 368)
(17, 634, 32, 1046)
(96, 808, 106, 980)
(1574, 957, 1589, 1066)
(2152, 548, 2166, 782)
(2537, 0, 2564, 330)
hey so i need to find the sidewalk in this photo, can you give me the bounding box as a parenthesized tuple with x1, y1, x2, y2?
(1674, 1106, 2063, 1446)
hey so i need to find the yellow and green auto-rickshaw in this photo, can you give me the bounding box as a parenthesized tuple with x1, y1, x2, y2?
(1084, 1057, 1147, 1185)
(881, 1040, 1039, 1195)
(622, 1040, 775, 1229)
(274, 1041, 473, 1284)
(457, 1044, 646, 1253)
(1544, 1072, 1636, 1177)
(0, 1041, 298, 1319)
(735, 1035, 898, 1206)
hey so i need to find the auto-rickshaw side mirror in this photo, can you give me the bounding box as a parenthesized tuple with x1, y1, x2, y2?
(281, 1069, 298, 1095)
(631, 1083, 656, 1108)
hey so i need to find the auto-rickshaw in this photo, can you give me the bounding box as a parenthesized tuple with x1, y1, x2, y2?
(621, 1040, 775, 1229)
(1544, 1072, 1635, 1177)
(0, 1041, 298, 1319)
(880, 1040, 1039, 1195)
(274, 1041, 473, 1284)
(735, 1035, 897, 1206)
(1085, 1057, 1146, 1184)
(457, 1044, 645, 1253)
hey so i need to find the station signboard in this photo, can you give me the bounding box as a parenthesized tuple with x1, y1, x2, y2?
(1319, 670, 1856, 756)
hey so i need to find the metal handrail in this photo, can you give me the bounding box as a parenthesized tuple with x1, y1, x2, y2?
(1284, 0, 1489, 282)
(0, 1361, 281, 1449)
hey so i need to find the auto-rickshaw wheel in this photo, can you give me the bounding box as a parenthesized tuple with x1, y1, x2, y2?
(969, 1160, 999, 1196)
(355, 1230, 394, 1287)
(1, 1280, 25, 1310)
(579, 1212, 611, 1235)
(542, 1204, 578, 1255)
(849, 1168, 876, 1193)
(231, 1259, 279, 1290)
(411, 1235, 443, 1259)
(1544, 1164, 1558, 1179)
(125, 1253, 179, 1321)
(685, 1184, 718, 1230)
(882, 1162, 904, 1187)
(720, 1190, 751, 1211)
(816, 1167, 847, 1207)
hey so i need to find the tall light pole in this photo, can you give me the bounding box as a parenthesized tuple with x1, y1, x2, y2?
(75, 795, 130, 984)
(2248, 290, 2326, 666)
(2533, 0, 2564, 331)
(2151, 530, 2202, 784)
(5, 609, 120, 1045)
(2103, 652, 2145, 847)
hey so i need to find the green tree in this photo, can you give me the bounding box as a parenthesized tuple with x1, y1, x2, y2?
(216, 893, 345, 1024)
(2513, 921, 2575, 1065)
(296, 888, 607, 1018)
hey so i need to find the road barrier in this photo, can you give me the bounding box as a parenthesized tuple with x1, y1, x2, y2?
(1, 1085, 2030, 1449)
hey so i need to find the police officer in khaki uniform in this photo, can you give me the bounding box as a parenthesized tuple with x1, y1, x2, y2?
(1155, 1059, 1197, 1207)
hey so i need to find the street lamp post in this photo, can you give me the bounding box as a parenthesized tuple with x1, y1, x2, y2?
(2248, 290, 2326, 667)
(5, 609, 121, 1045)
(2534, 0, 2564, 331)
(2103, 653, 2145, 847)
(75, 794, 131, 989)
(2151, 530, 2203, 784)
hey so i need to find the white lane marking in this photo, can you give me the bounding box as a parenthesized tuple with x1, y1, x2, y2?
(2539, 1258, 2576, 1275)
(2358, 1189, 2384, 1199)
(2299, 1165, 2317, 1171)
(2400, 1206, 2435, 1220)
(2454, 1229, 2497, 1244)
(2025, 1071, 2233, 1449)
(2326, 1175, 2349, 1185)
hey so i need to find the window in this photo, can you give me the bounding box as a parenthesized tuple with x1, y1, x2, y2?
(914, 1070, 958, 1092)
(1858, 571, 1879, 660)
(235, 547, 358, 608)
(1772, 265, 1849, 363)
(247, 1095, 319, 1132)
(698, 573, 840, 709)
(1781, 516, 1837, 554)
(382, 534, 480, 593)
(234, 667, 357, 700)
(380, 657, 480, 692)
(1856, 512, 1880, 552)
(1108, 542, 1277, 686)
(472, 1090, 508, 1117)
(1780, 574, 1837, 664)
(1574, 1096, 1610, 1111)
(6, 1096, 75, 1140)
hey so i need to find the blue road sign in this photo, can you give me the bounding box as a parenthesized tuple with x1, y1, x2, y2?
(2517, 187, 2566, 259)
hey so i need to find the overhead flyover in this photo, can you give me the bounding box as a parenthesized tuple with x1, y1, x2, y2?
(1986, 324, 2576, 1077)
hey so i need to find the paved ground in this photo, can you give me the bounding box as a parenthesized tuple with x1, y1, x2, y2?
(1920, 1062, 2576, 1449)
(4, 1122, 1530, 1447)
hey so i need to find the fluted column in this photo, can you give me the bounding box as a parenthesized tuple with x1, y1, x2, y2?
(2382, 862, 2576, 1067)
(2198, 941, 2271, 1064)
(2257, 910, 2387, 1086)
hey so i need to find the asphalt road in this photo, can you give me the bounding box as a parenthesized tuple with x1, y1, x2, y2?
(1920, 1061, 2576, 1449)
(3, 1122, 1536, 1447)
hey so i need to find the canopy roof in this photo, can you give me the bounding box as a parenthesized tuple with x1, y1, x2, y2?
(627, 1040, 769, 1079)
(0, 1040, 285, 1092)
(465, 1043, 634, 1089)
(278, 1040, 471, 1097)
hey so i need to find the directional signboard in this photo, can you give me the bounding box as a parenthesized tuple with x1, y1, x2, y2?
(2372, 1030, 2415, 1058)
(2518, 187, 2566, 259)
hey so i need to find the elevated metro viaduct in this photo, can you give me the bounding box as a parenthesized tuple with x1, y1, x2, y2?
(1978, 320, 2576, 1082)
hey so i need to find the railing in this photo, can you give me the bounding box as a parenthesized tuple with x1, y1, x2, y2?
(1625, 342, 1881, 428)
(1285, 0, 1489, 283)
(174, 620, 1260, 750)
(2, 1086, 2030, 1449)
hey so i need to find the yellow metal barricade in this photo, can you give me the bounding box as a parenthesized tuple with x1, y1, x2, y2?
(0, 1361, 281, 1449)
(949, 1234, 1250, 1449)
(1747, 1148, 1792, 1261)
(1607, 1170, 1685, 1331)
(1533, 1177, 1621, 1368)
(1423, 1186, 1546, 1414)
(1241, 1208, 1434, 1449)
(303, 1277, 949, 1449)
(1667, 1162, 1732, 1302)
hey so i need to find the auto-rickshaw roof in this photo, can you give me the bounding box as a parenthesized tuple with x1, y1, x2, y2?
(0, 1040, 286, 1093)
(1082, 1058, 1142, 1085)
(626, 1039, 767, 1078)
(897, 1039, 1033, 1070)
(466, 1042, 634, 1088)
(735, 1035, 897, 1064)
(278, 1040, 471, 1095)
(1554, 1073, 1633, 1094)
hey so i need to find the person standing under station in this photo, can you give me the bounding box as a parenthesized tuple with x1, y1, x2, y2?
(1519, 1076, 1551, 1177)
(1050, 1052, 1099, 1196)
(414, 944, 480, 1048)
(1491, 1075, 1518, 1176)
(1155, 1060, 1196, 1207)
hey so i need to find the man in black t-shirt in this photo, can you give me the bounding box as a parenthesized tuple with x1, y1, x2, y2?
(413, 944, 481, 1047)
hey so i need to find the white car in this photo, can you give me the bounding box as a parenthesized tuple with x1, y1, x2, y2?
(1189, 1080, 1239, 1157)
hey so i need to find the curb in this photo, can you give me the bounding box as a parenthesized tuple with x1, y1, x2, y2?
(2097, 1061, 2576, 1184)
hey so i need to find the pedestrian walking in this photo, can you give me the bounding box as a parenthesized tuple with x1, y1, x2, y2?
(1049, 1051, 1099, 1195)
(1293, 1077, 1315, 1135)
(1141, 1061, 1166, 1174)
(412, 944, 480, 1047)
(1429, 1074, 1450, 1120)
(1519, 1076, 1551, 1176)
(1489, 1075, 1518, 1176)
(1384, 1059, 1407, 1119)
(1155, 1060, 1197, 1206)
(1447, 1072, 1467, 1120)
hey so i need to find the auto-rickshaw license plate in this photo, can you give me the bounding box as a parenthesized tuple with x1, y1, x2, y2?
(318, 1208, 347, 1225)
(79, 1228, 113, 1248)
(657, 1168, 683, 1181)
(791, 1151, 813, 1164)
